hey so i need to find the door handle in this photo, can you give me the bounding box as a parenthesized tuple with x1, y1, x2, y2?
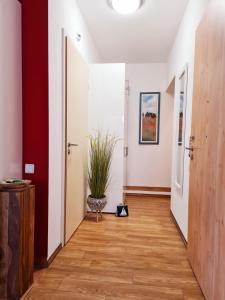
(185, 136, 196, 160)
(185, 146, 194, 160)
(68, 143, 78, 155)
(185, 147, 194, 151)
(68, 143, 78, 147)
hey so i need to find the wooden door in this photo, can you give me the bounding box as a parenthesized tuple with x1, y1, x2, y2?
(64, 37, 89, 243)
(188, 1, 225, 299)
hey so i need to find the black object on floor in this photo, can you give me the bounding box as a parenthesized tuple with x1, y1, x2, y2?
(116, 204, 129, 217)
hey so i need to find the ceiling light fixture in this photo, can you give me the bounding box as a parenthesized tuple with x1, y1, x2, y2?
(108, 0, 144, 15)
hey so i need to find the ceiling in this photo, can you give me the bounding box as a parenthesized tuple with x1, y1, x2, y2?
(77, 0, 189, 63)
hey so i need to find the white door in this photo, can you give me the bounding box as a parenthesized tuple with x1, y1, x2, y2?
(64, 37, 89, 243)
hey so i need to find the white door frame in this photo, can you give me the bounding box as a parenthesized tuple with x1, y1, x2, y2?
(170, 63, 190, 240)
(174, 64, 188, 193)
(60, 28, 67, 247)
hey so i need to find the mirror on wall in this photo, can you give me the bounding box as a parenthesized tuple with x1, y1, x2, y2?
(175, 66, 188, 190)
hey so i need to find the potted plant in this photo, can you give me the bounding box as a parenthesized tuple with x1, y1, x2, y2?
(87, 132, 117, 221)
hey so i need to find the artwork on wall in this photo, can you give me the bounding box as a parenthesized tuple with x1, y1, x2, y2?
(139, 92, 160, 145)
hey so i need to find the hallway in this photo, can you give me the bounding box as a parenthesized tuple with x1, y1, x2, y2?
(25, 196, 204, 300)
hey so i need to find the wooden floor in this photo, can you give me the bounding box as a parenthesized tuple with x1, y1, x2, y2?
(25, 196, 204, 300)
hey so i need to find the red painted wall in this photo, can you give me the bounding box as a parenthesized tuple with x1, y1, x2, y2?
(20, 0, 49, 264)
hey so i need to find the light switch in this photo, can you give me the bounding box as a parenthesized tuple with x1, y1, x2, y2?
(25, 164, 35, 174)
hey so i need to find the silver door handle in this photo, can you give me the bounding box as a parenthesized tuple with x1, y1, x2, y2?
(185, 147, 194, 151)
(185, 146, 194, 160)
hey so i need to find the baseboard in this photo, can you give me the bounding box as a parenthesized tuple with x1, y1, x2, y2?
(34, 258, 48, 269)
(125, 193, 170, 199)
(124, 186, 171, 198)
(124, 186, 171, 193)
(34, 243, 62, 269)
(47, 243, 62, 266)
(170, 210, 187, 247)
(20, 284, 33, 300)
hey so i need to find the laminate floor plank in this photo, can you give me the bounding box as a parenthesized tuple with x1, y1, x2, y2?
(25, 196, 204, 299)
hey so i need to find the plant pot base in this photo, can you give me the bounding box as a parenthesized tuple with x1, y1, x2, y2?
(87, 196, 107, 222)
(87, 210, 103, 222)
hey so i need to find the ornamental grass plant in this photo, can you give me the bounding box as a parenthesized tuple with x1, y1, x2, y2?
(88, 132, 117, 199)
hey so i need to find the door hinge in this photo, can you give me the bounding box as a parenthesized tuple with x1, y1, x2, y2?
(125, 80, 130, 96)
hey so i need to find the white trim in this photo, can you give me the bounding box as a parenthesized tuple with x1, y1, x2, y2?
(125, 190, 171, 196)
(174, 64, 188, 194)
(60, 28, 66, 247)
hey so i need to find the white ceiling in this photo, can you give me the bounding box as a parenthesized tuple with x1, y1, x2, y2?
(77, 0, 189, 63)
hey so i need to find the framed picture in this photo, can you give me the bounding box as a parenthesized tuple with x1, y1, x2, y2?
(139, 92, 160, 145)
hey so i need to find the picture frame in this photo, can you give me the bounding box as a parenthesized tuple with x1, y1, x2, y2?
(139, 92, 160, 145)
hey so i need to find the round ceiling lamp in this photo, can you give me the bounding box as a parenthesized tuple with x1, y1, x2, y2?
(108, 0, 144, 15)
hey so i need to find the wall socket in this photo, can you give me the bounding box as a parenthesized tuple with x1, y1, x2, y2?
(25, 164, 35, 174)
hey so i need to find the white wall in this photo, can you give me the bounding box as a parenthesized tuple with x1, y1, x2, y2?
(89, 64, 125, 213)
(0, 0, 22, 180)
(126, 64, 173, 188)
(48, 0, 101, 258)
(168, 0, 210, 239)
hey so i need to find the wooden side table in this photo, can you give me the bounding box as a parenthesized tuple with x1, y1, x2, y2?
(0, 185, 35, 300)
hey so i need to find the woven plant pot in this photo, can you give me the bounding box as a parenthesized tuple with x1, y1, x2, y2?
(87, 196, 107, 212)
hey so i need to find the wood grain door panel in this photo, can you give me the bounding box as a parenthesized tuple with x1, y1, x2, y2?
(188, 1, 225, 299)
